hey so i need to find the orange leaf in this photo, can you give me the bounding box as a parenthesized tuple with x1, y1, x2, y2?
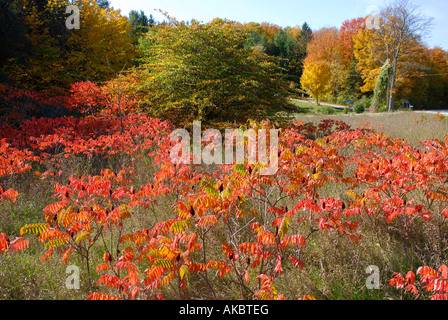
(244, 270, 250, 283)
(406, 271, 415, 285)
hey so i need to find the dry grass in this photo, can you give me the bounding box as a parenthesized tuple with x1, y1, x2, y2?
(292, 111, 448, 147)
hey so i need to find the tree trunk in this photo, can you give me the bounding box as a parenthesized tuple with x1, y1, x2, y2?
(389, 91, 395, 112)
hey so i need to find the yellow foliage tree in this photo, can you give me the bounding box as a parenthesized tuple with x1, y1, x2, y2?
(66, 0, 135, 82)
(301, 28, 338, 101)
(9, 0, 68, 90)
(4, 0, 135, 91)
(300, 60, 332, 104)
(353, 28, 382, 93)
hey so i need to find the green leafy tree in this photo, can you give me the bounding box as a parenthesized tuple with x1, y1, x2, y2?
(272, 29, 299, 83)
(248, 24, 310, 90)
(133, 18, 291, 124)
(346, 58, 364, 98)
(245, 30, 267, 49)
(292, 22, 313, 87)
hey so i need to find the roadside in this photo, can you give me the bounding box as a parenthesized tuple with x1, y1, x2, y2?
(290, 109, 448, 147)
(415, 110, 448, 115)
(290, 98, 352, 111)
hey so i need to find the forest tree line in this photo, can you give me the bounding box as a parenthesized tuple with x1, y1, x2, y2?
(1, 0, 447, 122)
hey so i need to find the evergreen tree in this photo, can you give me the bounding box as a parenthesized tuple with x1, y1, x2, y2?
(129, 10, 152, 47)
(292, 22, 313, 86)
(96, 0, 110, 9)
(0, 0, 31, 84)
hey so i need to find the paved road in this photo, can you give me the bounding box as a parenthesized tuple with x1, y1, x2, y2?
(291, 99, 448, 115)
(415, 110, 448, 115)
(291, 99, 352, 110)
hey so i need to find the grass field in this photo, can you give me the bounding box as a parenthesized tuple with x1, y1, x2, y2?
(291, 111, 448, 147)
(278, 99, 448, 147)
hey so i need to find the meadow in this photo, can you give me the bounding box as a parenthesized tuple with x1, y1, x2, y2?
(1, 107, 448, 301)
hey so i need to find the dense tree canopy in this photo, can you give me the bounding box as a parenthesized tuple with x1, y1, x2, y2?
(354, 0, 434, 111)
(0, 0, 447, 115)
(132, 18, 292, 124)
(0, 0, 135, 91)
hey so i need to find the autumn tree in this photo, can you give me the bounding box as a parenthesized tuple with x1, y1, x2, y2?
(0, 0, 135, 91)
(5, 0, 70, 90)
(133, 18, 291, 124)
(406, 47, 448, 108)
(66, 0, 135, 83)
(354, 0, 433, 111)
(301, 28, 338, 101)
(425, 48, 448, 107)
(333, 18, 366, 97)
(338, 18, 365, 67)
(242, 23, 301, 87)
(259, 22, 281, 41)
(305, 27, 339, 63)
(300, 60, 332, 104)
(382, 0, 433, 111)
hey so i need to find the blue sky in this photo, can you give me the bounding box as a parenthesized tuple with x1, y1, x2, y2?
(109, 0, 448, 50)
